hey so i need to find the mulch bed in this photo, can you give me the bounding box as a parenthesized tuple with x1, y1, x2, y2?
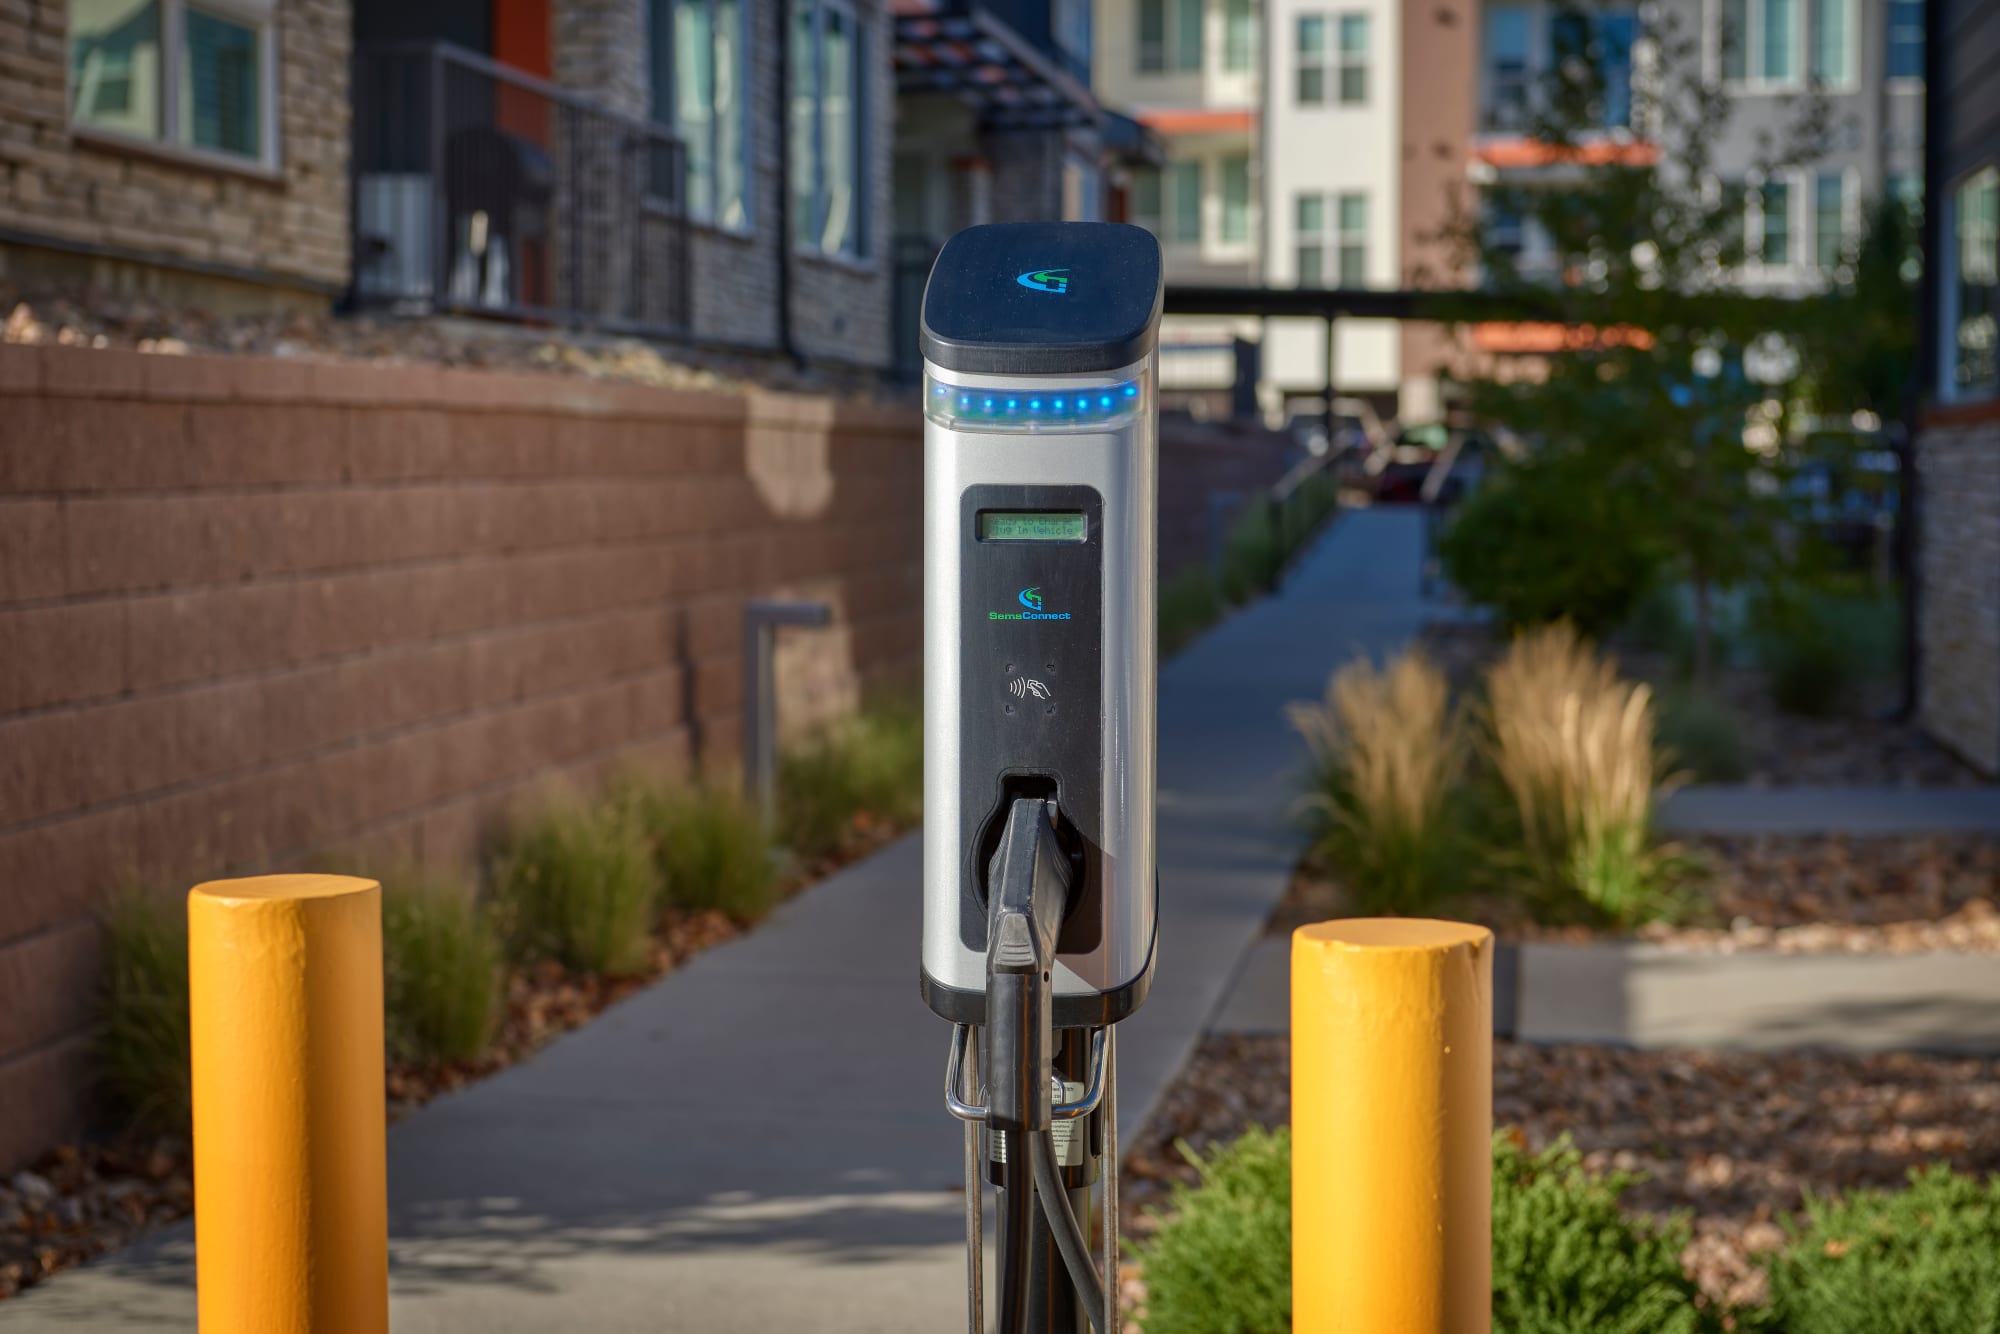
(1416, 620, 1986, 789)
(1270, 833, 2000, 954)
(0, 818, 907, 1302)
(1123, 1034, 2000, 1311)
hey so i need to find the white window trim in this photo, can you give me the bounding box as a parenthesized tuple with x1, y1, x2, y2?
(793, 0, 867, 261)
(1292, 189, 1366, 286)
(1746, 168, 1805, 274)
(651, 0, 757, 234)
(1711, 0, 1858, 94)
(67, 0, 282, 174)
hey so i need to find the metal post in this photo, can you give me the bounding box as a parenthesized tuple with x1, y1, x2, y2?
(189, 874, 388, 1334)
(740, 599, 832, 821)
(1292, 919, 1493, 1333)
(1323, 312, 1339, 457)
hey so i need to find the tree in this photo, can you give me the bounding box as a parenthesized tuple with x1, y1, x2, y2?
(1441, 4, 1836, 682)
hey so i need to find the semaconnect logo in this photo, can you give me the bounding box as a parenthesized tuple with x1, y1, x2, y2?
(991, 586, 1072, 621)
(1016, 268, 1070, 294)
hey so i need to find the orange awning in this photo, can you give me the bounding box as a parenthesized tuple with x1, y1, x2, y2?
(1138, 108, 1257, 135)
(1472, 322, 1655, 353)
(1473, 137, 1659, 169)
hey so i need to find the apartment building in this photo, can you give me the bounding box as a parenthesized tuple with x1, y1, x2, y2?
(1093, 0, 1265, 408)
(7, 0, 900, 368)
(1465, 0, 1924, 288)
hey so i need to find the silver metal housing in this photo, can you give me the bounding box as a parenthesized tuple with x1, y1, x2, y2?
(921, 355, 1159, 1004)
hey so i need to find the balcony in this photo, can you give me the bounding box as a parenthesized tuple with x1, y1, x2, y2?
(350, 44, 692, 337)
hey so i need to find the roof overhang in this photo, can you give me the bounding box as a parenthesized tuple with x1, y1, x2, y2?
(894, 7, 1099, 131)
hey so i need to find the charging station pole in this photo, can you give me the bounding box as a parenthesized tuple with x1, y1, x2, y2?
(917, 222, 1163, 1334)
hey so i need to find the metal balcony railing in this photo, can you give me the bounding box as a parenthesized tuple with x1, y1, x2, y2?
(350, 42, 691, 337)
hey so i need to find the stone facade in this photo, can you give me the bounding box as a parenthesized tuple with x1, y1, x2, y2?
(0, 0, 351, 298)
(552, 0, 894, 367)
(1915, 408, 2000, 775)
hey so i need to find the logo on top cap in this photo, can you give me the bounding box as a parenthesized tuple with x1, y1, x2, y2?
(1016, 268, 1070, 294)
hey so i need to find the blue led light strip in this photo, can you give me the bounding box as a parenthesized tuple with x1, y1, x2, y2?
(929, 380, 1140, 424)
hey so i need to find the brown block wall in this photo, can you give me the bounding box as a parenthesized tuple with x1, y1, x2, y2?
(1915, 407, 2000, 775)
(1156, 419, 1297, 578)
(0, 345, 921, 1169)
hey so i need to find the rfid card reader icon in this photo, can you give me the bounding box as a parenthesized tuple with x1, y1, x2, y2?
(1008, 678, 1052, 701)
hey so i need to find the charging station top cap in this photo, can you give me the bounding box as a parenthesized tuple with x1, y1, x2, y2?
(920, 222, 1163, 377)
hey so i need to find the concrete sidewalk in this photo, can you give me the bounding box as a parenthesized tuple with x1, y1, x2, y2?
(0, 507, 1441, 1333)
(1657, 785, 2000, 836)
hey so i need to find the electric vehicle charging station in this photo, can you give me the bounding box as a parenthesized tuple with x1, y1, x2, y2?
(919, 221, 1162, 1334)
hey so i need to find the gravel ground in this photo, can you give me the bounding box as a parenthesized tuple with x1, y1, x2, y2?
(1271, 833, 2000, 953)
(1416, 621, 1986, 789)
(1123, 1034, 2000, 1311)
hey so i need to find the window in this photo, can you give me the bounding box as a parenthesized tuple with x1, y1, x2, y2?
(1294, 191, 1366, 286)
(1809, 0, 1849, 83)
(1170, 159, 1202, 243)
(1721, 0, 1852, 88)
(1550, 9, 1636, 128)
(1813, 171, 1844, 269)
(1132, 165, 1163, 232)
(1762, 0, 1796, 80)
(792, 0, 865, 258)
(1484, 6, 1531, 130)
(1296, 16, 1326, 102)
(1951, 168, 1999, 396)
(651, 0, 751, 228)
(1296, 194, 1325, 285)
(1224, 0, 1255, 71)
(1887, 0, 1923, 80)
(1138, 0, 1201, 71)
(1297, 12, 1366, 104)
(1220, 154, 1250, 243)
(1337, 15, 1368, 102)
(1760, 177, 1793, 265)
(1336, 192, 1367, 285)
(68, 0, 275, 166)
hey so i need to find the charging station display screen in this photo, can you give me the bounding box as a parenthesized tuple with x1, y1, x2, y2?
(978, 511, 1087, 543)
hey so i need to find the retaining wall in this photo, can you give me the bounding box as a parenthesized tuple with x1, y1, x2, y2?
(0, 345, 924, 1167)
(0, 345, 1291, 1168)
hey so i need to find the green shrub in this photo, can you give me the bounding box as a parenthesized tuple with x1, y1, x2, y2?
(1653, 687, 1750, 783)
(382, 872, 503, 1065)
(777, 692, 923, 862)
(1219, 502, 1287, 605)
(1492, 1135, 1718, 1334)
(1287, 650, 1464, 915)
(1136, 1129, 1717, 1334)
(1755, 1165, 2000, 1334)
(1133, 1126, 1292, 1334)
(93, 889, 191, 1135)
(494, 793, 660, 976)
(1754, 588, 1900, 718)
(1159, 565, 1225, 657)
(618, 778, 779, 923)
(1440, 455, 1662, 637)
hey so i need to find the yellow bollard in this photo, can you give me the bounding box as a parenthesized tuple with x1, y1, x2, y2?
(189, 875, 389, 1334)
(1291, 918, 1492, 1334)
